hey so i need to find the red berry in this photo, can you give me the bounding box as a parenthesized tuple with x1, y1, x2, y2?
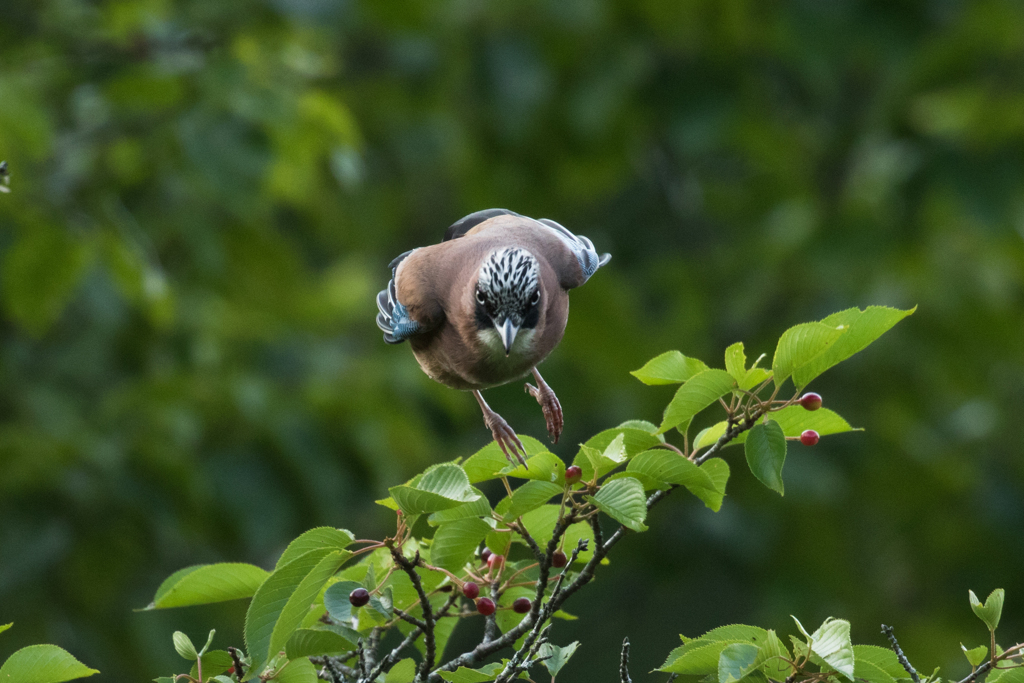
(462, 581, 480, 599)
(476, 597, 496, 616)
(512, 597, 531, 614)
(349, 588, 370, 607)
(551, 550, 567, 568)
(480, 548, 492, 564)
(799, 393, 823, 411)
(800, 430, 820, 446)
(487, 553, 505, 572)
(564, 465, 583, 485)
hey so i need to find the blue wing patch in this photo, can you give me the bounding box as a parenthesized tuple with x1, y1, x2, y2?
(376, 253, 422, 344)
(537, 218, 612, 283)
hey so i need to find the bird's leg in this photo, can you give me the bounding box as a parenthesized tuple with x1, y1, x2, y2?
(473, 390, 528, 468)
(524, 367, 563, 443)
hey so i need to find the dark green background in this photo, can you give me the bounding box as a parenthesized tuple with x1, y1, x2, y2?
(1, 0, 1022, 680)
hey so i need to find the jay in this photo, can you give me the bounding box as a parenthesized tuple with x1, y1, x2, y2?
(376, 209, 610, 465)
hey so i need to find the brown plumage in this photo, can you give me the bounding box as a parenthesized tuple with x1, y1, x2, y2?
(377, 209, 610, 464)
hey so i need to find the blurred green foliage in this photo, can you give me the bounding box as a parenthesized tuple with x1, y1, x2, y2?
(1, 0, 1023, 680)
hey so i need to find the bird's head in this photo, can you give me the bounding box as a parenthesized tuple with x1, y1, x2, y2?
(474, 248, 541, 356)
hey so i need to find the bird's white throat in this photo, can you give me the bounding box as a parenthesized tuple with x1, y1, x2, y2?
(477, 327, 537, 361)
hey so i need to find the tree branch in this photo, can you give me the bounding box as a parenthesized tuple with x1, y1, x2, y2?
(620, 638, 633, 683)
(881, 625, 920, 683)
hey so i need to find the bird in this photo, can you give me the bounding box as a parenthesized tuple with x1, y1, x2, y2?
(376, 209, 610, 466)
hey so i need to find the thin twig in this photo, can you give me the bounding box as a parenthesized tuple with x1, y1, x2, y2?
(881, 625, 921, 683)
(620, 638, 633, 683)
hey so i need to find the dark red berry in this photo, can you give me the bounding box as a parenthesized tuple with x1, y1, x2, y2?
(476, 597, 496, 616)
(349, 588, 370, 607)
(487, 553, 505, 572)
(800, 430, 820, 446)
(512, 597, 531, 614)
(462, 581, 480, 599)
(480, 548, 492, 564)
(799, 393, 823, 411)
(564, 465, 583, 484)
(551, 550, 568, 568)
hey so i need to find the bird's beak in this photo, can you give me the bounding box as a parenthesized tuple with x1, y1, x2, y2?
(496, 318, 519, 356)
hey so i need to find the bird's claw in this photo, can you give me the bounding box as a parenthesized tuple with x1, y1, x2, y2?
(483, 411, 529, 469)
(525, 382, 563, 444)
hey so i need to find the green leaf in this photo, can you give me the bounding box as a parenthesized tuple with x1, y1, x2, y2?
(758, 630, 792, 679)
(538, 641, 580, 677)
(660, 625, 770, 675)
(744, 420, 787, 495)
(172, 631, 198, 660)
(437, 663, 504, 683)
(497, 451, 566, 484)
(368, 587, 394, 621)
(772, 322, 846, 388)
(578, 438, 626, 481)
(701, 459, 730, 506)
(738, 367, 772, 392)
(725, 343, 747, 383)
(190, 650, 234, 680)
(809, 618, 854, 680)
(147, 563, 270, 609)
(659, 370, 737, 434)
(632, 351, 709, 385)
(0, 645, 99, 683)
(793, 307, 916, 387)
(615, 419, 662, 434)
(962, 644, 988, 667)
(573, 428, 664, 481)
(502, 481, 563, 522)
(852, 656, 897, 683)
(0, 624, 11, 637)
(269, 551, 349, 667)
(244, 550, 348, 677)
(285, 629, 355, 659)
(428, 492, 492, 526)
(389, 464, 480, 515)
(323, 581, 364, 624)
(626, 449, 722, 511)
(431, 518, 492, 572)
(969, 589, 1004, 631)
(385, 659, 417, 683)
(462, 437, 548, 483)
(587, 477, 648, 532)
(852, 646, 912, 683)
(719, 643, 760, 683)
(273, 656, 318, 683)
(275, 527, 355, 570)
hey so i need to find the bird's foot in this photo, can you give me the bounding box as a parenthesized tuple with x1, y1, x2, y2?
(525, 372, 562, 444)
(483, 410, 528, 468)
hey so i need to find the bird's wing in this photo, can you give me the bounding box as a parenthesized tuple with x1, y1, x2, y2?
(376, 250, 426, 344)
(443, 208, 523, 242)
(535, 218, 611, 287)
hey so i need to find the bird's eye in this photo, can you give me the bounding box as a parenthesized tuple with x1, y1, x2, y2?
(476, 290, 485, 305)
(530, 290, 540, 305)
